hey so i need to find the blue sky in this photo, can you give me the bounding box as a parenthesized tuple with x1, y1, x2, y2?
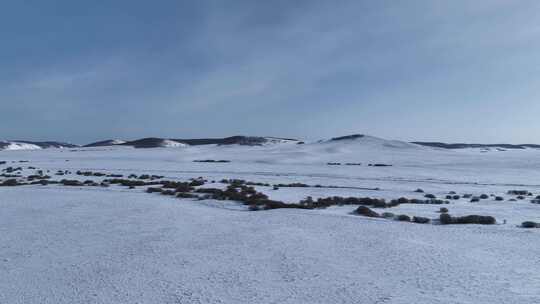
(1, 0, 540, 144)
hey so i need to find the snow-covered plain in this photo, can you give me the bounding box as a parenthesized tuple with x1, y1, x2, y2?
(1, 136, 540, 303)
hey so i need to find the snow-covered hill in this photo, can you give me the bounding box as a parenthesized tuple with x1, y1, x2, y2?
(0, 134, 435, 165)
(4, 133, 540, 156)
(0, 141, 42, 151)
(227, 134, 432, 165)
(84, 136, 301, 148)
(321, 134, 424, 150)
(0, 140, 78, 151)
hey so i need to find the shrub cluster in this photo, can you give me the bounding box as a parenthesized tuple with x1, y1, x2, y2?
(354, 208, 430, 224)
(32, 179, 54, 186)
(105, 179, 157, 187)
(162, 181, 194, 191)
(521, 221, 540, 228)
(222, 179, 270, 187)
(507, 190, 531, 196)
(327, 162, 364, 166)
(195, 188, 223, 195)
(160, 189, 176, 196)
(193, 160, 230, 163)
(138, 174, 163, 180)
(301, 196, 387, 208)
(190, 183, 293, 210)
(368, 163, 392, 167)
(354, 206, 380, 217)
(60, 179, 84, 186)
(381, 212, 395, 218)
(27, 174, 51, 181)
(187, 178, 206, 187)
(177, 192, 198, 198)
(1, 173, 21, 178)
(393, 197, 448, 205)
(246, 181, 271, 187)
(2, 167, 22, 173)
(396, 214, 411, 222)
(76, 170, 126, 178)
(76, 170, 107, 177)
(439, 214, 496, 225)
(274, 182, 310, 188)
(221, 178, 379, 191)
(413, 216, 430, 224)
(1, 179, 21, 186)
(146, 187, 163, 193)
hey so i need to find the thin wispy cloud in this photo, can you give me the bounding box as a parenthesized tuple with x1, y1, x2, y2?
(1, 0, 540, 143)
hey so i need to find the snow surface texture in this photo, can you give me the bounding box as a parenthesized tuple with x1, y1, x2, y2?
(1, 187, 539, 304)
(1, 135, 540, 303)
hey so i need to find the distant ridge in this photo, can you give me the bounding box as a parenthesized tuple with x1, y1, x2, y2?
(412, 142, 540, 149)
(4, 135, 540, 151)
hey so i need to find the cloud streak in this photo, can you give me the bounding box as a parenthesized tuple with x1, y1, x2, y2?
(1, 0, 540, 144)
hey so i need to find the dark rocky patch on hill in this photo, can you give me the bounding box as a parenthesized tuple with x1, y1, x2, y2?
(83, 140, 125, 147)
(174, 136, 299, 146)
(330, 134, 365, 141)
(119, 138, 184, 148)
(15, 141, 78, 148)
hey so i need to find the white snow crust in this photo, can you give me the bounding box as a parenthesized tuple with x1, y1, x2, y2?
(1, 135, 540, 303)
